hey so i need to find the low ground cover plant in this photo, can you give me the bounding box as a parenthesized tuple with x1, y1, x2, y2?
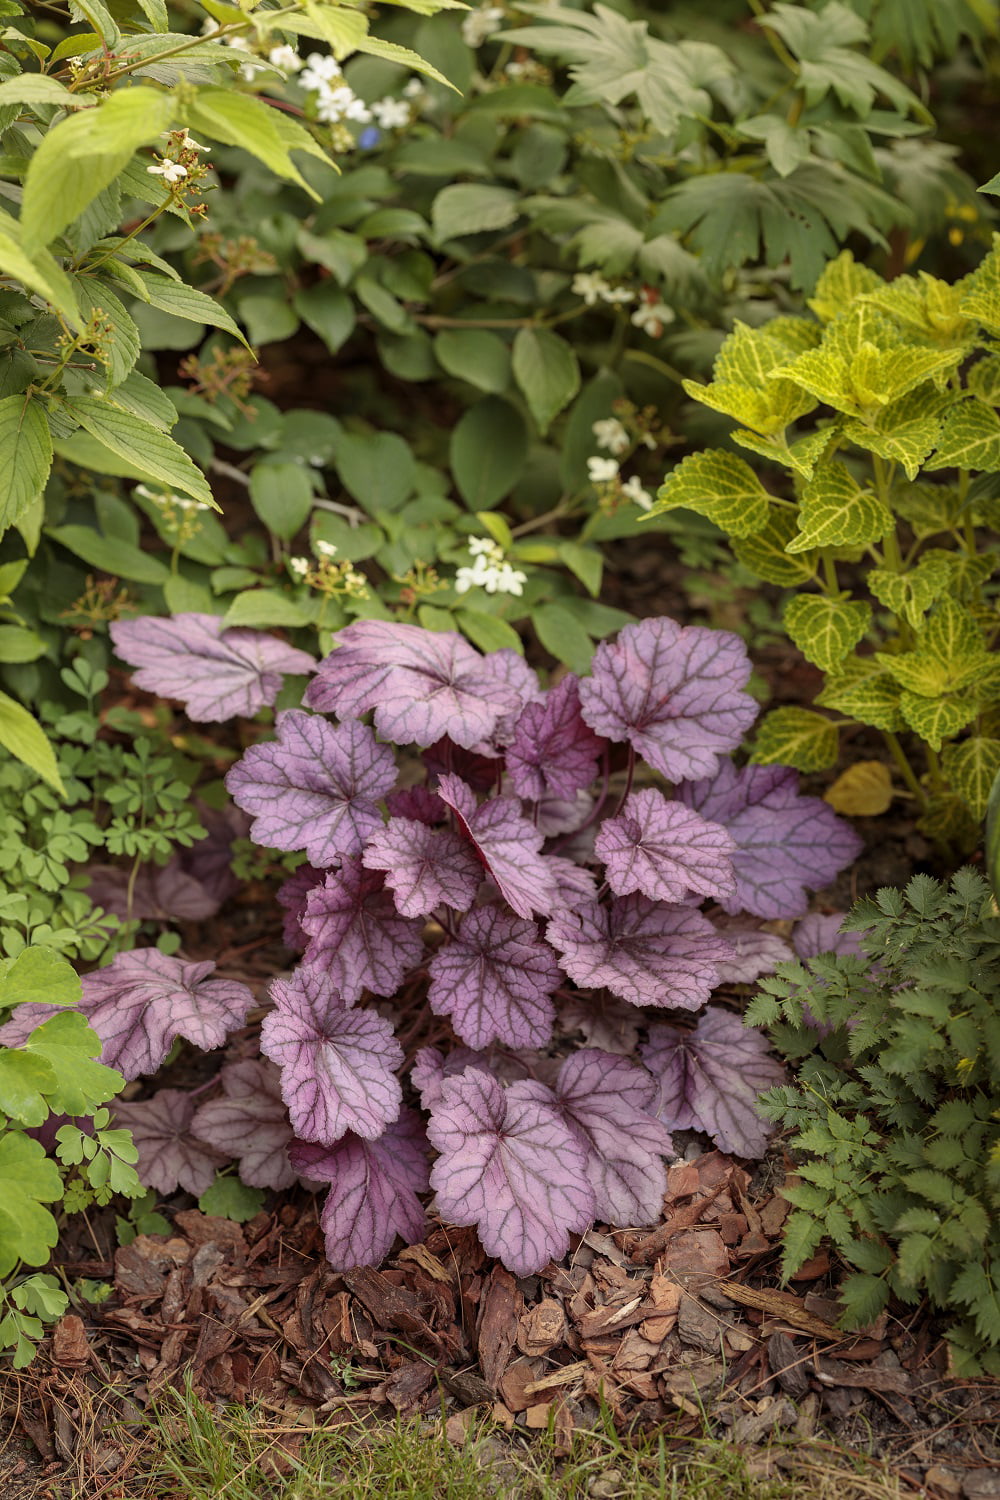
(748, 868, 1000, 1374)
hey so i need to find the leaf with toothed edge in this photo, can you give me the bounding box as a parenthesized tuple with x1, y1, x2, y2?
(437, 774, 557, 919)
(426, 906, 561, 1049)
(362, 818, 482, 919)
(595, 788, 737, 904)
(301, 858, 425, 1004)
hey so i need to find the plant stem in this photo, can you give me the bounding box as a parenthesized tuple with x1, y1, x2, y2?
(882, 732, 926, 809)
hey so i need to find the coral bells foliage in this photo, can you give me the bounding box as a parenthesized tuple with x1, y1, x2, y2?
(104, 614, 861, 1278)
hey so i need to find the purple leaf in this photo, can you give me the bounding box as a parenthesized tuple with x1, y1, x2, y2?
(181, 800, 251, 908)
(711, 919, 795, 983)
(507, 675, 604, 800)
(411, 1046, 492, 1111)
(641, 1007, 785, 1158)
(289, 1109, 429, 1269)
(537, 790, 593, 838)
(558, 995, 640, 1056)
(546, 895, 734, 1009)
(427, 1069, 595, 1277)
(304, 621, 522, 750)
(277, 864, 326, 950)
(678, 763, 863, 919)
(384, 785, 446, 824)
(424, 738, 500, 792)
(362, 818, 482, 919)
(261, 964, 402, 1146)
(577, 619, 757, 781)
(473, 648, 543, 748)
(301, 858, 424, 1003)
(0, 950, 254, 1080)
(553, 1050, 673, 1225)
(113, 1088, 227, 1195)
(547, 855, 599, 911)
(793, 912, 862, 960)
(109, 613, 315, 723)
(87, 860, 221, 922)
(595, 789, 737, 904)
(190, 1059, 298, 1190)
(437, 774, 556, 919)
(427, 906, 561, 1049)
(225, 711, 396, 867)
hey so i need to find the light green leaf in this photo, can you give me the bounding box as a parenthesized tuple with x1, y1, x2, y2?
(815, 659, 905, 732)
(0, 948, 79, 1009)
(0, 396, 52, 533)
(557, 540, 602, 598)
(957, 234, 1000, 336)
(927, 400, 1000, 472)
(653, 450, 771, 538)
(0, 75, 90, 109)
(0, 1050, 57, 1127)
(222, 591, 313, 630)
(18, 1010, 122, 1117)
(843, 383, 950, 480)
(249, 460, 313, 541)
(334, 431, 415, 515)
(783, 594, 871, 672)
(432, 184, 520, 242)
(475, 512, 514, 551)
(0, 220, 80, 326)
(198, 1174, 265, 1223)
(732, 424, 831, 480)
(454, 608, 523, 655)
(46, 524, 169, 584)
(807, 249, 882, 322)
(63, 396, 215, 509)
(0, 690, 63, 792)
(136, 271, 249, 348)
(750, 707, 839, 773)
(512, 327, 580, 435)
(824, 760, 893, 817)
(731, 509, 817, 585)
(898, 690, 978, 750)
(0, 1134, 62, 1275)
(450, 397, 529, 510)
(21, 87, 175, 252)
(187, 90, 320, 201)
(942, 737, 1000, 819)
(878, 599, 988, 699)
(787, 461, 891, 551)
(435, 329, 511, 394)
(72, 277, 140, 390)
(866, 554, 952, 629)
(0, 626, 45, 663)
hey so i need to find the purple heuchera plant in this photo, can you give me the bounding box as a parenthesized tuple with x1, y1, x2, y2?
(105, 616, 862, 1277)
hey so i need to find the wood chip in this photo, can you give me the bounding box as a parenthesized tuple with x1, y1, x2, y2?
(640, 1276, 682, 1343)
(398, 1244, 451, 1282)
(517, 1298, 567, 1357)
(522, 1360, 589, 1396)
(717, 1282, 841, 1339)
(52, 1314, 89, 1366)
(477, 1267, 524, 1391)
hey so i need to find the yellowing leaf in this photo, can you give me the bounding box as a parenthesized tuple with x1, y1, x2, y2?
(750, 707, 839, 773)
(653, 450, 771, 537)
(784, 594, 870, 672)
(942, 737, 1000, 818)
(787, 460, 891, 551)
(863, 273, 975, 348)
(957, 233, 1000, 337)
(825, 761, 894, 816)
(815, 659, 905, 732)
(843, 383, 951, 480)
(732, 509, 817, 585)
(807, 250, 882, 323)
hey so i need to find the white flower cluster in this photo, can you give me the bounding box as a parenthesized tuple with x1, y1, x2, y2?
(571, 272, 675, 337)
(146, 128, 207, 185)
(455, 536, 527, 597)
(462, 4, 506, 47)
(135, 484, 211, 514)
(585, 419, 656, 510)
(291, 51, 412, 130)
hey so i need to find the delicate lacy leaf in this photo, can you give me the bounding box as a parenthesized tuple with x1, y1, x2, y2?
(302, 858, 424, 1003)
(113, 1088, 227, 1195)
(641, 1007, 785, 1157)
(427, 906, 561, 1048)
(362, 818, 482, 918)
(553, 1049, 673, 1225)
(595, 789, 737, 903)
(190, 1059, 297, 1190)
(712, 918, 795, 983)
(276, 864, 325, 950)
(262, 965, 402, 1146)
(578, 619, 756, 781)
(0, 951, 254, 1080)
(546, 895, 733, 1009)
(427, 1069, 595, 1277)
(304, 621, 521, 749)
(507, 675, 605, 800)
(437, 774, 556, 918)
(793, 911, 862, 960)
(679, 763, 862, 919)
(225, 711, 396, 867)
(289, 1109, 429, 1269)
(109, 613, 314, 722)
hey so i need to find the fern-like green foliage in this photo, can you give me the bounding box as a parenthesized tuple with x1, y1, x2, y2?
(746, 868, 1000, 1374)
(654, 242, 1000, 846)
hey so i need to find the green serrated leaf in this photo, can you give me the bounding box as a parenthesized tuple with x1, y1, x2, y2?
(807, 250, 883, 323)
(731, 508, 817, 585)
(19, 1010, 122, 1116)
(0, 1133, 62, 1275)
(0, 395, 52, 533)
(512, 327, 580, 435)
(942, 737, 1000, 819)
(787, 461, 892, 551)
(432, 184, 520, 242)
(654, 450, 771, 537)
(843, 383, 951, 480)
(187, 90, 320, 201)
(0, 690, 63, 792)
(63, 396, 214, 509)
(198, 1174, 265, 1223)
(784, 594, 871, 672)
(927, 400, 1000, 472)
(899, 690, 979, 750)
(0, 946, 81, 1011)
(751, 706, 839, 772)
(135, 271, 249, 349)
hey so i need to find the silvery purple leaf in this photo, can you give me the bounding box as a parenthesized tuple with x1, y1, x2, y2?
(411, 1045, 492, 1111)
(546, 895, 734, 1009)
(473, 648, 543, 747)
(87, 860, 220, 923)
(547, 855, 599, 911)
(0, 950, 254, 1080)
(181, 801, 251, 908)
(678, 763, 863, 919)
(553, 1049, 673, 1225)
(225, 711, 396, 868)
(558, 995, 640, 1057)
(113, 1088, 227, 1195)
(426, 906, 561, 1049)
(109, 613, 315, 722)
(536, 789, 593, 838)
(384, 785, 446, 824)
(277, 864, 325, 950)
(427, 1069, 595, 1277)
(507, 675, 605, 801)
(301, 858, 424, 1003)
(190, 1059, 297, 1190)
(641, 1007, 786, 1158)
(304, 621, 521, 750)
(425, 738, 499, 791)
(595, 789, 737, 904)
(261, 965, 402, 1146)
(289, 1108, 429, 1269)
(577, 618, 757, 781)
(362, 818, 482, 919)
(793, 912, 862, 960)
(711, 919, 795, 983)
(437, 774, 556, 919)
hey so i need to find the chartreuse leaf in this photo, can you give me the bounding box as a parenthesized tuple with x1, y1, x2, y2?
(863, 273, 975, 349)
(653, 450, 771, 537)
(20, 87, 175, 253)
(825, 761, 893, 817)
(187, 90, 323, 201)
(751, 707, 839, 773)
(0, 75, 89, 110)
(867, 554, 952, 630)
(732, 509, 817, 586)
(686, 321, 818, 436)
(776, 339, 962, 420)
(787, 461, 892, 552)
(843, 384, 951, 480)
(783, 594, 870, 672)
(899, 692, 978, 750)
(807, 251, 882, 323)
(0, 691, 63, 792)
(0, 947, 81, 1012)
(967, 354, 1000, 406)
(927, 400, 1000, 472)
(943, 738, 1000, 819)
(958, 233, 1000, 336)
(733, 424, 830, 480)
(0, 217, 80, 326)
(512, 328, 580, 435)
(0, 1134, 62, 1275)
(0, 396, 52, 533)
(63, 396, 215, 509)
(816, 658, 905, 733)
(877, 600, 989, 698)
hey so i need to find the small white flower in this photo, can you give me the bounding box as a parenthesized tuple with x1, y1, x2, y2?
(641, 432, 657, 450)
(303, 52, 342, 83)
(631, 300, 675, 335)
(592, 418, 630, 456)
(495, 562, 527, 596)
(599, 285, 635, 305)
(147, 160, 188, 185)
(315, 539, 338, 558)
(587, 456, 620, 485)
(269, 44, 303, 72)
(288, 556, 310, 579)
(372, 96, 410, 130)
(314, 84, 371, 125)
(572, 271, 611, 307)
(403, 77, 425, 98)
(621, 475, 653, 511)
(468, 536, 503, 561)
(462, 4, 505, 47)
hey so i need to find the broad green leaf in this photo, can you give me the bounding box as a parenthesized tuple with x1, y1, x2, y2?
(21, 87, 175, 252)
(942, 737, 1000, 819)
(531, 601, 593, 675)
(187, 90, 320, 201)
(732, 424, 830, 480)
(899, 690, 978, 750)
(249, 460, 314, 541)
(557, 540, 602, 598)
(454, 608, 523, 655)
(73, 0, 121, 45)
(824, 761, 893, 816)
(732, 509, 817, 585)
(787, 461, 891, 551)
(958, 235, 1000, 336)
(783, 594, 870, 672)
(432, 184, 520, 242)
(512, 327, 580, 435)
(72, 277, 140, 390)
(0, 946, 81, 1012)
(294, 281, 356, 354)
(136, 271, 249, 347)
(927, 400, 1000, 472)
(46, 525, 169, 584)
(866, 555, 951, 629)
(108, 370, 178, 433)
(450, 397, 529, 510)
(198, 1174, 265, 1223)
(18, 1010, 122, 1116)
(435, 329, 511, 394)
(223, 591, 313, 630)
(334, 431, 415, 514)
(63, 396, 215, 509)
(0, 396, 52, 532)
(816, 659, 905, 732)
(0, 1134, 62, 1275)
(0, 221, 80, 326)
(0, 75, 90, 109)
(0, 1049, 57, 1125)
(653, 450, 771, 537)
(0, 690, 63, 792)
(750, 706, 839, 773)
(808, 250, 882, 323)
(0, 626, 45, 663)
